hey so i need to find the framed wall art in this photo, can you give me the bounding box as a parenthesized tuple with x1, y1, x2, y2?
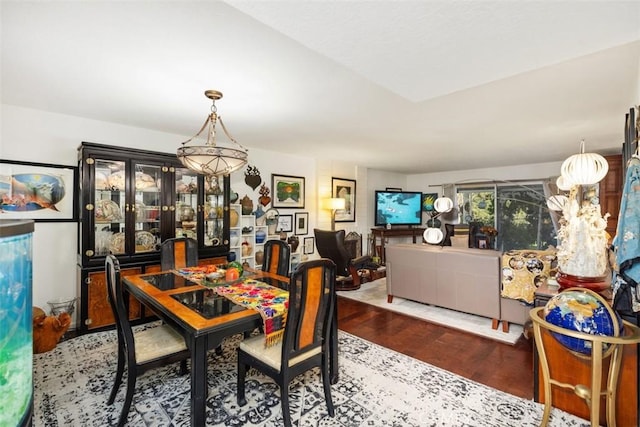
(294, 211, 309, 235)
(303, 236, 315, 254)
(271, 174, 305, 208)
(422, 193, 438, 212)
(0, 159, 78, 222)
(277, 214, 293, 233)
(332, 177, 356, 222)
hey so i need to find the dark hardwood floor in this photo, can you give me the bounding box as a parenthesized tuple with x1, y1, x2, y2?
(336, 296, 534, 399)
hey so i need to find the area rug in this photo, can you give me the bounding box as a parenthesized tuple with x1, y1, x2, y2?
(337, 278, 524, 345)
(33, 326, 588, 426)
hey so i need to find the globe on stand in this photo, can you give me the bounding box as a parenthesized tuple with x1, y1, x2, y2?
(543, 288, 622, 357)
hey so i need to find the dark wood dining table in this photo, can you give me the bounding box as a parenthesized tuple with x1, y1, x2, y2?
(122, 267, 338, 426)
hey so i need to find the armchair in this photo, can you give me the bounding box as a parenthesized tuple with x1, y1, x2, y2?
(313, 228, 375, 291)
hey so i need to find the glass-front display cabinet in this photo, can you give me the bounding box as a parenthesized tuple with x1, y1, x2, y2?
(77, 142, 229, 333)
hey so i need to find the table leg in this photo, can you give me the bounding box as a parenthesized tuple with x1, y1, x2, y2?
(190, 335, 208, 426)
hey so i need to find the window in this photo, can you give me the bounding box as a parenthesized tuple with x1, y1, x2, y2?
(455, 182, 556, 252)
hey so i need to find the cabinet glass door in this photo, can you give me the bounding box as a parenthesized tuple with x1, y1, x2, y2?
(133, 163, 162, 254)
(175, 168, 199, 241)
(203, 175, 225, 248)
(94, 159, 126, 256)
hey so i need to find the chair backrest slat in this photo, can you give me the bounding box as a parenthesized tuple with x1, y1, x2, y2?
(262, 239, 291, 277)
(161, 237, 198, 271)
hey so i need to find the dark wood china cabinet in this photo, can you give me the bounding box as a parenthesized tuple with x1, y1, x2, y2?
(77, 142, 229, 333)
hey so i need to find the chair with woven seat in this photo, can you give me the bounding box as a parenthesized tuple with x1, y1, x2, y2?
(262, 239, 291, 278)
(237, 258, 336, 427)
(160, 237, 198, 270)
(105, 255, 190, 427)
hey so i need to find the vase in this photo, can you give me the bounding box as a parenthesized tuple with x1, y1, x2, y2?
(287, 236, 300, 253)
(229, 210, 239, 227)
(255, 250, 264, 265)
(240, 195, 253, 215)
(242, 239, 252, 257)
(255, 229, 266, 244)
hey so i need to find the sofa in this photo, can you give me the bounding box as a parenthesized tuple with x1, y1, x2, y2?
(385, 243, 530, 330)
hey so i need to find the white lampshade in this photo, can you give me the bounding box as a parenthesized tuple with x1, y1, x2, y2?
(546, 195, 569, 211)
(433, 196, 453, 213)
(555, 175, 573, 191)
(423, 227, 443, 244)
(560, 140, 609, 185)
(325, 198, 346, 211)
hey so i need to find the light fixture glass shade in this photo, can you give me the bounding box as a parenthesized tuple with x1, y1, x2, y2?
(177, 145, 248, 175)
(560, 140, 608, 185)
(177, 90, 248, 176)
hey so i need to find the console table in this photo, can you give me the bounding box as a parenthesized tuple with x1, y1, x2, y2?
(371, 227, 425, 264)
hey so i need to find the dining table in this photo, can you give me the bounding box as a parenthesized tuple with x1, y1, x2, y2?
(122, 266, 339, 426)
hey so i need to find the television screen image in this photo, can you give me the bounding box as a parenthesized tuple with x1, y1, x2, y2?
(375, 191, 423, 226)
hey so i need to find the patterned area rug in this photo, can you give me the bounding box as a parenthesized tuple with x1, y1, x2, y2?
(338, 278, 524, 344)
(33, 327, 588, 426)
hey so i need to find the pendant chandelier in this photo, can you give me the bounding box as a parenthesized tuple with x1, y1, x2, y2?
(177, 90, 248, 176)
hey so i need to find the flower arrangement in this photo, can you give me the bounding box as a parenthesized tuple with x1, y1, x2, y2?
(556, 186, 610, 278)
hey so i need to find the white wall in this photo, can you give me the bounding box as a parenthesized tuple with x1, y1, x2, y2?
(0, 105, 319, 328)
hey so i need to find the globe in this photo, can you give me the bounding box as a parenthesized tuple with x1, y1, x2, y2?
(544, 288, 622, 356)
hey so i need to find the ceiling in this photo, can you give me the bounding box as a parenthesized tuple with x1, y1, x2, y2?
(2, 1, 639, 174)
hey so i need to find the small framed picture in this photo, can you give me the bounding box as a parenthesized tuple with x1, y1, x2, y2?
(277, 214, 293, 233)
(271, 174, 305, 209)
(294, 212, 308, 235)
(477, 238, 488, 249)
(422, 193, 438, 212)
(304, 236, 315, 254)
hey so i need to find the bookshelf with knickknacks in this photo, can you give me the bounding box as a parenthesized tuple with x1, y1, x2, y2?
(229, 204, 269, 269)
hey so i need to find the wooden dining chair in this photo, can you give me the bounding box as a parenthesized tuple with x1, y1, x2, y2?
(105, 255, 190, 427)
(160, 237, 198, 270)
(262, 239, 291, 278)
(236, 258, 336, 427)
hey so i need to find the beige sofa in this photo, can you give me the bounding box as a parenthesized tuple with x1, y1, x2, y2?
(385, 243, 529, 330)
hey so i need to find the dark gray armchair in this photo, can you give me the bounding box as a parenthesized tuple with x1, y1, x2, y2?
(313, 228, 375, 291)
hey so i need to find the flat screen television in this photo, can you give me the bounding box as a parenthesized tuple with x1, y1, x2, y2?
(375, 190, 423, 227)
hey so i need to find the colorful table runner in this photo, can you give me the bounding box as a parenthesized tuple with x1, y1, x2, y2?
(214, 279, 289, 346)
